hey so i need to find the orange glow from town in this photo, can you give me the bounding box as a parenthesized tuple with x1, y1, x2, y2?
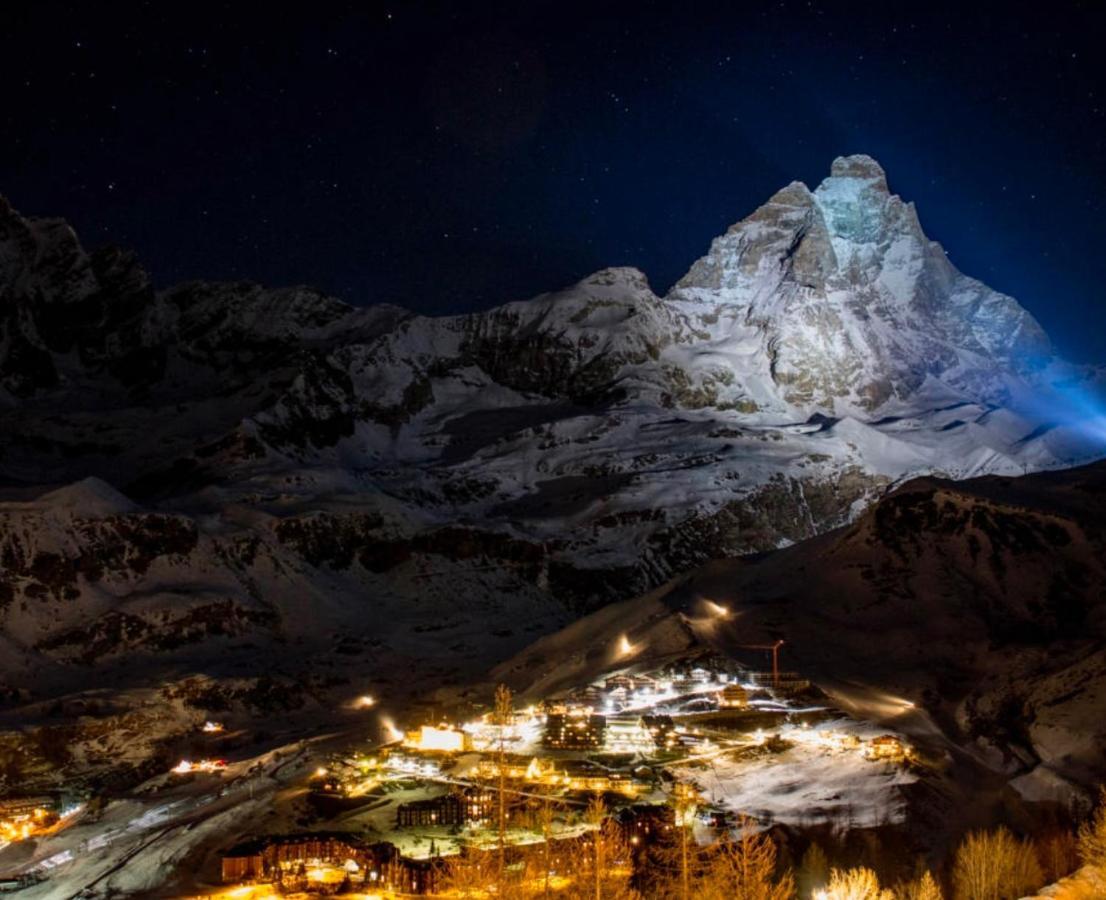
(172, 758, 227, 775)
(404, 724, 470, 752)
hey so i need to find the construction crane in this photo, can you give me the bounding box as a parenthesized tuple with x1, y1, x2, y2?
(737, 639, 785, 689)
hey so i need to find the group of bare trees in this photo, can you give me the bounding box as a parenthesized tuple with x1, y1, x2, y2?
(637, 792, 793, 900)
(440, 794, 636, 898)
(948, 826, 1044, 899)
(802, 787, 1106, 900)
(441, 684, 639, 899)
(440, 787, 1106, 899)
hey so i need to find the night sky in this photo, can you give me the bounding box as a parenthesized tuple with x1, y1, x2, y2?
(5, 2, 1106, 361)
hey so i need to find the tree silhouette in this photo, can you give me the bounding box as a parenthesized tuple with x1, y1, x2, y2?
(951, 827, 1043, 900)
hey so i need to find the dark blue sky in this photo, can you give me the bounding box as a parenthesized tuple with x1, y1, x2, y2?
(5, 1, 1106, 360)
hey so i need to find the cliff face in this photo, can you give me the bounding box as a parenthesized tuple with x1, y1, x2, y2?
(0, 156, 1102, 730)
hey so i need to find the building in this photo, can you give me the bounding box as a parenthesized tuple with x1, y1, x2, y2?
(864, 735, 908, 763)
(0, 796, 59, 844)
(559, 760, 640, 797)
(747, 672, 810, 695)
(308, 769, 343, 795)
(474, 754, 556, 782)
(618, 803, 675, 856)
(604, 717, 656, 753)
(0, 796, 57, 818)
(717, 683, 749, 709)
(603, 675, 635, 693)
(565, 685, 604, 707)
(640, 715, 678, 750)
(220, 833, 440, 894)
(403, 724, 473, 753)
(603, 674, 658, 695)
(396, 787, 496, 827)
(221, 833, 390, 883)
(473, 756, 640, 797)
(544, 712, 606, 750)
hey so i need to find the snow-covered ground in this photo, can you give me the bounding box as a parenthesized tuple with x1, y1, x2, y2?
(0, 744, 313, 898)
(673, 720, 916, 829)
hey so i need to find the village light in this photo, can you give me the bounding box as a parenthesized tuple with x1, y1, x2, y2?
(353, 694, 376, 709)
(173, 758, 226, 775)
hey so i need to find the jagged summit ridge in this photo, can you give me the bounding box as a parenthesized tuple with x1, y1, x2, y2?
(669, 154, 1052, 412)
(828, 152, 888, 184)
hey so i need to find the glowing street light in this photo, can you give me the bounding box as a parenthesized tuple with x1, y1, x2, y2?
(354, 694, 376, 709)
(380, 716, 404, 743)
(615, 634, 640, 659)
(703, 599, 730, 618)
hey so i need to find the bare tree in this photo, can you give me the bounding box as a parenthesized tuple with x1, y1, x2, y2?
(562, 795, 640, 900)
(798, 841, 831, 897)
(821, 866, 894, 900)
(523, 791, 561, 899)
(699, 819, 795, 900)
(951, 826, 1044, 900)
(1077, 786, 1106, 870)
(671, 782, 697, 900)
(439, 846, 500, 898)
(494, 682, 513, 883)
(1036, 828, 1080, 884)
(896, 869, 943, 900)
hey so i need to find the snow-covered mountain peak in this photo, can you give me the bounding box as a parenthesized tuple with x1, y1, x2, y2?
(673, 155, 897, 298)
(575, 266, 654, 297)
(672, 180, 831, 295)
(827, 153, 889, 187)
(813, 154, 900, 249)
(36, 476, 139, 517)
(662, 155, 1063, 413)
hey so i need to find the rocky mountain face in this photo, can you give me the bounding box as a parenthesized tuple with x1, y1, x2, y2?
(0, 156, 1103, 749)
(494, 460, 1106, 816)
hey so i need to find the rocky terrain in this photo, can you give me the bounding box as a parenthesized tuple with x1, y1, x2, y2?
(1, 155, 1104, 791)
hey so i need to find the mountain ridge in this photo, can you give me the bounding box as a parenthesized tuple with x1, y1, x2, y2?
(0, 155, 1103, 736)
